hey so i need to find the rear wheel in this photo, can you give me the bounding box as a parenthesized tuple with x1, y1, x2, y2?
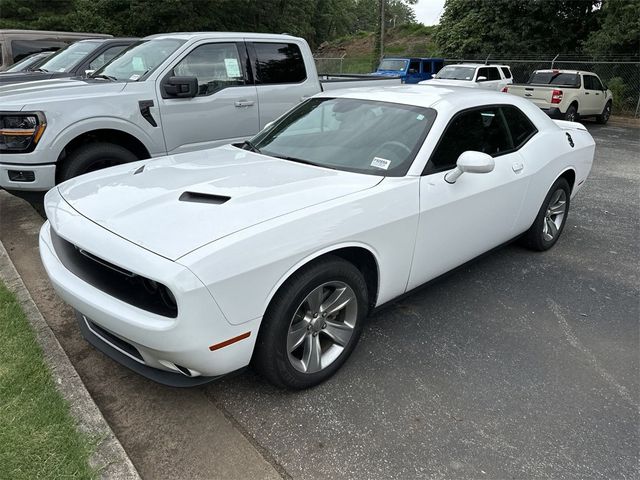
(564, 105, 579, 122)
(253, 256, 368, 389)
(58, 142, 138, 182)
(521, 177, 570, 251)
(596, 101, 612, 124)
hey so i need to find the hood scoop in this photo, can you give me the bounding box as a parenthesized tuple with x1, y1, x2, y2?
(179, 191, 230, 205)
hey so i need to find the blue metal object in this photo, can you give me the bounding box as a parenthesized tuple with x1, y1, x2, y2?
(372, 57, 445, 84)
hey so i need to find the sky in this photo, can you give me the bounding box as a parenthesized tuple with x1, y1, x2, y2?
(413, 0, 447, 25)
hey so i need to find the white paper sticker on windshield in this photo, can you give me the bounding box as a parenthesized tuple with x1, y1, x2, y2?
(416, 114, 425, 121)
(371, 157, 391, 170)
(132, 56, 145, 70)
(129, 74, 140, 81)
(224, 58, 241, 78)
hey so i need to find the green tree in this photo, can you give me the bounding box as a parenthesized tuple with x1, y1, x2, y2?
(434, 0, 602, 56)
(584, 0, 640, 57)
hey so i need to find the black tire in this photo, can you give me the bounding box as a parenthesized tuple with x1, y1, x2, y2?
(564, 104, 579, 123)
(596, 101, 612, 125)
(253, 255, 368, 389)
(521, 177, 571, 251)
(58, 142, 138, 182)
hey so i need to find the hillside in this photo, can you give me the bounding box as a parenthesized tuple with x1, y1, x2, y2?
(314, 24, 439, 73)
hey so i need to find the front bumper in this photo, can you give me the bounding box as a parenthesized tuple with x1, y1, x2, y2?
(39, 189, 261, 385)
(0, 162, 56, 192)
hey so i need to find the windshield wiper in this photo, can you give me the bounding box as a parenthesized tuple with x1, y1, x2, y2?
(91, 73, 117, 81)
(34, 68, 50, 73)
(241, 140, 261, 153)
(270, 154, 325, 168)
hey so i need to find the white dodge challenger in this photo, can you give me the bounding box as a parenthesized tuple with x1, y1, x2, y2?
(39, 85, 594, 389)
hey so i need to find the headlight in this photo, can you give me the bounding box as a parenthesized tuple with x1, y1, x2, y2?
(0, 112, 47, 153)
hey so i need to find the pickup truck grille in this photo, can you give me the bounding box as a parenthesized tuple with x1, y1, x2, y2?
(50, 228, 178, 318)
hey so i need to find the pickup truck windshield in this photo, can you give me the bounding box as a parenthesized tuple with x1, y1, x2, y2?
(528, 72, 580, 87)
(93, 38, 185, 81)
(378, 59, 408, 71)
(250, 97, 436, 177)
(38, 41, 101, 73)
(435, 65, 475, 80)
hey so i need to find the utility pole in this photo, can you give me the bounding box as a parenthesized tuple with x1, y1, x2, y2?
(372, 0, 386, 70)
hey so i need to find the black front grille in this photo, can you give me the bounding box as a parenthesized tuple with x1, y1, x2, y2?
(50, 228, 178, 318)
(88, 320, 144, 362)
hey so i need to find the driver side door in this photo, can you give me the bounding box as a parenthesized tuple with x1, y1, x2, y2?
(407, 105, 532, 290)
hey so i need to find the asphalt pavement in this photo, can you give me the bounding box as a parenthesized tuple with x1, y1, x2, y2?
(0, 122, 637, 479)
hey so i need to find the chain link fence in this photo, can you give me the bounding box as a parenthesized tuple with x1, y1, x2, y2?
(314, 55, 640, 117)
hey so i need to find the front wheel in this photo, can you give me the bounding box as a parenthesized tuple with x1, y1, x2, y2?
(58, 142, 138, 182)
(521, 177, 571, 251)
(596, 101, 612, 124)
(253, 256, 368, 389)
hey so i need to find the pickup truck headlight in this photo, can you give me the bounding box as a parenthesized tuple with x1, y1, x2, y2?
(0, 112, 47, 153)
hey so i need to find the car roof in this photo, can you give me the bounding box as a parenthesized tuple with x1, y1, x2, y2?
(143, 32, 301, 42)
(444, 63, 511, 68)
(317, 84, 519, 109)
(534, 69, 594, 76)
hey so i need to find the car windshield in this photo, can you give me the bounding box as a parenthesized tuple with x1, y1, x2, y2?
(38, 41, 101, 73)
(528, 72, 580, 87)
(5, 52, 52, 72)
(378, 59, 408, 71)
(435, 66, 476, 80)
(93, 38, 185, 81)
(250, 97, 436, 177)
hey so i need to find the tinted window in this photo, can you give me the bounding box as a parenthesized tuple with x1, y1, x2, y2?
(501, 106, 537, 148)
(173, 43, 244, 95)
(408, 60, 420, 73)
(528, 72, 580, 87)
(433, 60, 444, 73)
(500, 66, 512, 79)
(421, 60, 432, 74)
(585, 75, 602, 90)
(253, 42, 306, 84)
(427, 107, 513, 173)
(487, 67, 501, 80)
(88, 45, 128, 71)
(10, 39, 66, 62)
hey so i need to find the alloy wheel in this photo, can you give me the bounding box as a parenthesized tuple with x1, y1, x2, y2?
(542, 189, 567, 241)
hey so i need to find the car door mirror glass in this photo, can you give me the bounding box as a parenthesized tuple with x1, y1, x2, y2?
(162, 76, 198, 98)
(445, 151, 495, 183)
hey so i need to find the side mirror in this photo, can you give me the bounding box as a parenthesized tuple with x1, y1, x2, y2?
(445, 151, 495, 184)
(84, 69, 95, 77)
(476, 75, 487, 82)
(263, 120, 275, 131)
(162, 76, 198, 98)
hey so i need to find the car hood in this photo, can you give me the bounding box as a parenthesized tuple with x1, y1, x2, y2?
(0, 78, 125, 109)
(56, 145, 383, 260)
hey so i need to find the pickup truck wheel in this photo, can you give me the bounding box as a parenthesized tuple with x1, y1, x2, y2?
(521, 177, 570, 251)
(596, 101, 612, 124)
(59, 142, 138, 182)
(563, 105, 579, 122)
(253, 256, 368, 389)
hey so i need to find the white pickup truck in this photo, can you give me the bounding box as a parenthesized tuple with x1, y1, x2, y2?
(505, 69, 613, 124)
(0, 32, 400, 202)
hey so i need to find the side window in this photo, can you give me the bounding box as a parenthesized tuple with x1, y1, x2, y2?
(421, 60, 431, 74)
(487, 67, 501, 81)
(88, 45, 128, 71)
(408, 60, 420, 73)
(592, 76, 604, 90)
(173, 43, 245, 96)
(427, 107, 513, 173)
(10, 39, 66, 62)
(433, 60, 444, 74)
(501, 106, 537, 149)
(476, 67, 489, 81)
(500, 66, 512, 79)
(253, 42, 306, 84)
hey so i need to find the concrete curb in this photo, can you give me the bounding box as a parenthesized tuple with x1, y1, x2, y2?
(0, 240, 141, 480)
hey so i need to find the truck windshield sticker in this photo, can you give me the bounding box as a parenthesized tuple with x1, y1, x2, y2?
(371, 157, 391, 170)
(224, 58, 241, 78)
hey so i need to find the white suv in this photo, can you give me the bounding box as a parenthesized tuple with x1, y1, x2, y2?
(420, 63, 513, 91)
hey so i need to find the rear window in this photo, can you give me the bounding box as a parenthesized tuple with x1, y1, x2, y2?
(253, 42, 306, 84)
(10, 39, 66, 62)
(502, 106, 537, 148)
(528, 72, 580, 87)
(500, 67, 512, 79)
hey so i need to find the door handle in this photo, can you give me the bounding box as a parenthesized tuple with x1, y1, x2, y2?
(595, 92, 600, 95)
(234, 100, 255, 107)
(585, 92, 590, 95)
(512, 162, 524, 173)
